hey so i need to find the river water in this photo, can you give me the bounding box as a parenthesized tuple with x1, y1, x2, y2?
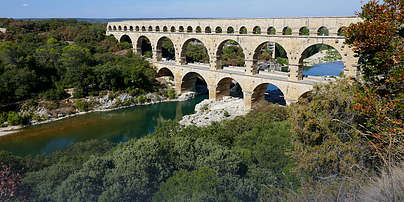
(0, 96, 207, 156)
(303, 61, 344, 76)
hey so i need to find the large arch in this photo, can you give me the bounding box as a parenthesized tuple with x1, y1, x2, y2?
(299, 43, 344, 77)
(181, 72, 208, 95)
(180, 38, 210, 65)
(157, 67, 174, 78)
(252, 83, 286, 106)
(253, 41, 289, 74)
(215, 77, 243, 100)
(216, 39, 245, 69)
(136, 36, 153, 58)
(120, 35, 132, 43)
(156, 36, 176, 61)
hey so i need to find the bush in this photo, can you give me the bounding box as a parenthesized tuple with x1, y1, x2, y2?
(167, 89, 176, 99)
(7, 111, 21, 126)
(137, 95, 146, 104)
(74, 100, 89, 112)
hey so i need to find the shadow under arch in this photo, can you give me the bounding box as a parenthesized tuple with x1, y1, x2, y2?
(156, 36, 175, 61)
(297, 90, 313, 103)
(299, 43, 344, 77)
(120, 35, 132, 43)
(136, 36, 153, 58)
(252, 83, 286, 106)
(216, 77, 243, 100)
(216, 39, 245, 69)
(181, 72, 208, 95)
(157, 67, 174, 78)
(253, 41, 289, 74)
(180, 38, 210, 65)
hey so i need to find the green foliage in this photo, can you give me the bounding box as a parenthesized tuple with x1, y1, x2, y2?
(185, 42, 209, 63)
(117, 41, 132, 50)
(7, 111, 21, 125)
(137, 95, 147, 104)
(75, 100, 89, 112)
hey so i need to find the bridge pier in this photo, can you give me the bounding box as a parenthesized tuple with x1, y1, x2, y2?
(208, 84, 217, 101)
(152, 50, 162, 62)
(243, 91, 253, 110)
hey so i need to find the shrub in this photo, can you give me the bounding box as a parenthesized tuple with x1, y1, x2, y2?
(137, 95, 146, 104)
(7, 112, 21, 126)
(167, 89, 176, 99)
(74, 100, 89, 112)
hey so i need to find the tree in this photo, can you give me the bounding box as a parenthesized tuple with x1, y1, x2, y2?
(0, 163, 23, 201)
(345, 0, 403, 167)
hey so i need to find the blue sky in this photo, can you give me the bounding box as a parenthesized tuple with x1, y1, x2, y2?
(2, 0, 366, 18)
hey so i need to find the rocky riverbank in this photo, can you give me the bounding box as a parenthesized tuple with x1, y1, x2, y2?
(304, 49, 342, 66)
(180, 96, 249, 127)
(0, 91, 197, 137)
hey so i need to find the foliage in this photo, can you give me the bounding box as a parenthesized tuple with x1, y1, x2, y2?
(345, 0, 403, 166)
(185, 42, 209, 63)
(0, 163, 23, 201)
(7, 111, 21, 125)
(75, 100, 89, 112)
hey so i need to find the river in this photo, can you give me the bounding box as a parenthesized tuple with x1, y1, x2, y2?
(0, 95, 207, 156)
(303, 61, 344, 76)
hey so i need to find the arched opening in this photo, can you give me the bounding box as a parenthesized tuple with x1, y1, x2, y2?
(163, 26, 168, 32)
(136, 36, 153, 58)
(282, 27, 292, 35)
(187, 26, 193, 33)
(156, 37, 176, 61)
(170, 26, 176, 32)
(227, 27, 234, 34)
(124, 26, 127, 31)
(216, 77, 243, 100)
(337, 27, 347, 36)
(216, 40, 245, 69)
(120, 35, 132, 43)
(157, 68, 174, 78)
(267, 27, 276, 35)
(136, 26, 140, 31)
(253, 26, 261, 34)
(215, 27, 223, 33)
(142, 26, 146, 32)
(118, 26, 122, 31)
(196, 26, 202, 33)
(252, 83, 286, 106)
(299, 27, 310, 35)
(181, 72, 208, 95)
(253, 42, 289, 74)
(205, 27, 212, 33)
(108, 26, 112, 31)
(113, 26, 117, 31)
(300, 44, 344, 77)
(181, 39, 209, 65)
(239, 26, 247, 34)
(298, 90, 313, 103)
(179, 26, 184, 32)
(129, 26, 133, 31)
(148, 26, 153, 32)
(317, 26, 329, 36)
(155, 26, 160, 32)
(157, 68, 175, 92)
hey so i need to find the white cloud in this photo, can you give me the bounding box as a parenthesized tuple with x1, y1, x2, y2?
(22, 3, 29, 7)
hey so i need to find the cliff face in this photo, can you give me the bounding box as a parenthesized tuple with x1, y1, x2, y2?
(303, 50, 342, 66)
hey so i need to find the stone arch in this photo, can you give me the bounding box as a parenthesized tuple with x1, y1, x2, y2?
(118, 26, 122, 31)
(215, 26, 223, 33)
(181, 72, 208, 95)
(337, 26, 347, 36)
(267, 27, 276, 35)
(148, 26, 153, 32)
(113, 26, 117, 31)
(239, 26, 247, 34)
(136, 36, 153, 58)
(155, 26, 160, 32)
(205, 26, 212, 33)
(216, 77, 244, 100)
(187, 26, 193, 33)
(216, 39, 246, 69)
(136, 26, 140, 31)
(282, 26, 292, 35)
(171, 26, 176, 32)
(179, 26, 185, 32)
(180, 38, 210, 65)
(129, 26, 133, 31)
(157, 67, 174, 78)
(318, 26, 329, 36)
(298, 90, 313, 103)
(142, 26, 146, 31)
(252, 41, 289, 74)
(227, 26, 234, 34)
(120, 34, 133, 44)
(108, 26, 112, 31)
(163, 26, 168, 32)
(156, 36, 176, 61)
(299, 43, 344, 77)
(252, 83, 286, 106)
(299, 26, 310, 35)
(123, 26, 127, 31)
(196, 26, 202, 33)
(253, 26, 261, 34)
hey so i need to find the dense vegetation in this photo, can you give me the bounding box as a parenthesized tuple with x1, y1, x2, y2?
(0, 0, 402, 201)
(0, 19, 156, 106)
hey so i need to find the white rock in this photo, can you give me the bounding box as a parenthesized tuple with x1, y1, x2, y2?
(177, 92, 197, 101)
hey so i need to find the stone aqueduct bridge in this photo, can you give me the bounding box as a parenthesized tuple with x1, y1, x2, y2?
(107, 17, 361, 109)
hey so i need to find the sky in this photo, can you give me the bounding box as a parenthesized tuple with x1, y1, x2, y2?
(1, 0, 367, 19)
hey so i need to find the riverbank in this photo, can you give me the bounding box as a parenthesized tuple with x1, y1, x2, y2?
(180, 96, 249, 127)
(0, 91, 197, 137)
(303, 49, 342, 66)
